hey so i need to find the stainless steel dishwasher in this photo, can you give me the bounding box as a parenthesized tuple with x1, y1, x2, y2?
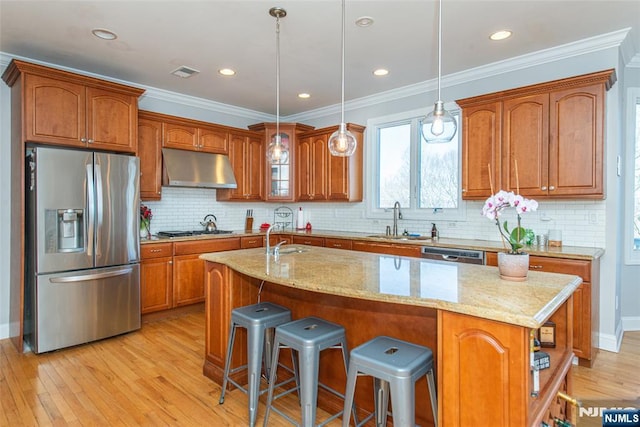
(420, 246, 485, 265)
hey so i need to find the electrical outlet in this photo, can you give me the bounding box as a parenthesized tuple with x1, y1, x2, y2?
(589, 212, 597, 225)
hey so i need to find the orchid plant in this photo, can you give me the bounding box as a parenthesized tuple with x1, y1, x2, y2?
(482, 190, 538, 254)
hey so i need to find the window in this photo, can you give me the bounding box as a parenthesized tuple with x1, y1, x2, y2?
(367, 106, 464, 220)
(625, 88, 640, 264)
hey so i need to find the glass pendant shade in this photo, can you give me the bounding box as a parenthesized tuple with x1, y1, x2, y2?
(422, 100, 457, 143)
(328, 123, 357, 157)
(267, 134, 289, 163)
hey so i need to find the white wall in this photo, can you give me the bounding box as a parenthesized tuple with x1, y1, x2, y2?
(0, 63, 11, 339)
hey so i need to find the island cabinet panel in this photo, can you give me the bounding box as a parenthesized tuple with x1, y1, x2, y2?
(438, 298, 574, 427)
(5, 60, 144, 153)
(457, 69, 614, 200)
(351, 240, 422, 257)
(140, 243, 174, 314)
(138, 116, 163, 201)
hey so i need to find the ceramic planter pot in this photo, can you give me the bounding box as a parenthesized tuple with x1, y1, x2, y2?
(497, 252, 530, 281)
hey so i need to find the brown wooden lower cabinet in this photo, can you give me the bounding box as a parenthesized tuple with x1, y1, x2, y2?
(140, 238, 241, 314)
(291, 235, 325, 247)
(486, 251, 599, 367)
(140, 243, 173, 314)
(351, 240, 421, 257)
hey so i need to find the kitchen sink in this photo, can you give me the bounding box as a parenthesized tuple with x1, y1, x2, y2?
(366, 234, 431, 241)
(277, 246, 308, 254)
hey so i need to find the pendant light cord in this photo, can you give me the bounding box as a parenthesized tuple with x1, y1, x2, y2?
(340, 0, 346, 124)
(276, 14, 281, 140)
(437, 0, 442, 102)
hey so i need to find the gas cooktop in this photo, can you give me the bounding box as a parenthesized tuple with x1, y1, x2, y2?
(157, 230, 234, 238)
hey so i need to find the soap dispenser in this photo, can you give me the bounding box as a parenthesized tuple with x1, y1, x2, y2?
(431, 223, 439, 240)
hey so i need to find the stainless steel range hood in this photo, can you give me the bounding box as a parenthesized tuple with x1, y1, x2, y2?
(162, 148, 237, 189)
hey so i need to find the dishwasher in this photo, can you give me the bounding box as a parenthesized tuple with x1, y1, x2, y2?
(421, 246, 485, 265)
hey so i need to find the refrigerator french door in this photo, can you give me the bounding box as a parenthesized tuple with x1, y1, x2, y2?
(25, 145, 141, 353)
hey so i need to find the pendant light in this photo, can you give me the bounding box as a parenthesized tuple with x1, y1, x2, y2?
(328, 0, 357, 157)
(266, 7, 289, 164)
(421, 0, 457, 143)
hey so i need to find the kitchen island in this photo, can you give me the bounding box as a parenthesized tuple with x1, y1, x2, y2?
(201, 246, 582, 426)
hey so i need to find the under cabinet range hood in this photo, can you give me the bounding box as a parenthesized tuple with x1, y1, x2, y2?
(162, 148, 237, 189)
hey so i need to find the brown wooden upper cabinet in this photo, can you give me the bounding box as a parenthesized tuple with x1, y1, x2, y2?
(457, 69, 615, 200)
(248, 122, 314, 202)
(216, 130, 264, 201)
(297, 123, 365, 202)
(2, 59, 144, 153)
(138, 114, 163, 201)
(163, 120, 228, 154)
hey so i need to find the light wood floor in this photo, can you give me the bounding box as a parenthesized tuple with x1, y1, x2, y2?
(1, 309, 639, 426)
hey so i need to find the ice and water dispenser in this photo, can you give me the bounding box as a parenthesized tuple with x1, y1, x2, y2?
(44, 208, 84, 253)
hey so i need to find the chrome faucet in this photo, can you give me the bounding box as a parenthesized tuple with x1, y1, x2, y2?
(392, 201, 402, 236)
(265, 223, 282, 254)
(273, 240, 287, 261)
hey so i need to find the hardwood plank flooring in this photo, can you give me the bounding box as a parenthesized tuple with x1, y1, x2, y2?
(1, 309, 638, 426)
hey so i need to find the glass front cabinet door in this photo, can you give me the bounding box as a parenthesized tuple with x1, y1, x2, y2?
(248, 122, 314, 202)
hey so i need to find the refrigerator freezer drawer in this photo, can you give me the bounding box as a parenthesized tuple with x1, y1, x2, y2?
(33, 264, 141, 353)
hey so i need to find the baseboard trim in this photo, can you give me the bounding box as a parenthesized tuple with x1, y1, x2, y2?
(622, 316, 640, 331)
(598, 323, 624, 353)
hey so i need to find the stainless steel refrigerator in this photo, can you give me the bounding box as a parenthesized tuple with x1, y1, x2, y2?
(25, 145, 141, 353)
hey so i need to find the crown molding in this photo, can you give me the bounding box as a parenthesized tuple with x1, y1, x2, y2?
(0, 52, 273, 123)
(2, 28, 633, 124)
(285, 28, 632, 122)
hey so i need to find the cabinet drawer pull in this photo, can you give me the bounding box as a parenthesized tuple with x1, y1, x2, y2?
(529, 265, 543, 269)
(150, 249, 161, 253)
(333, 244, 342, 247)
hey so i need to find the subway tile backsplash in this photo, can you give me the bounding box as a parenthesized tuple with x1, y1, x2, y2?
(143, 187, 606, 249)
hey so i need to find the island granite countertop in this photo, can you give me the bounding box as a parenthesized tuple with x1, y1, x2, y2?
(200, 245, 582, 329)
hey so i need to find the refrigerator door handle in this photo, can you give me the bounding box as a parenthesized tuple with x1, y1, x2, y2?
(48, 267, 134, 283)
(86, 164, 95, 257)
(95, 164, 103, 258)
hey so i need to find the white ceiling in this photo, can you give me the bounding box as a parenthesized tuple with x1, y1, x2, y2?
(1, 1, 639, 116)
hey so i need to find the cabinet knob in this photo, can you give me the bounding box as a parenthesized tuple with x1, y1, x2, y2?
(168, 261, 173, 265)
(88, 139, 94, 144)
(541, 186, 547, 191)
(549, 186, 555, 191)
(462, 189, 467, 192)
(81, 137, 87, 143)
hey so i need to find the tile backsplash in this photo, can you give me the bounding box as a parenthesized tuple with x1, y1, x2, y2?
(143, 187, 606, 249)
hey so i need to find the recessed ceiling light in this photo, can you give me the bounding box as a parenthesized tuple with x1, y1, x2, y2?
(490, 30, 512, 41)
(218, 68, 236, 76)
(91, 28, 117, 40)
(355, 16, 374, 27)
(373, 69, 389, 76)
(298, 93, 311, 99)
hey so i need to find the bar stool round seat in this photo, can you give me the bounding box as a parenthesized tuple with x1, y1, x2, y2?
(219, 302, 294, 427)
(263, 316, 356, 427)
(342, 335, 437, 427)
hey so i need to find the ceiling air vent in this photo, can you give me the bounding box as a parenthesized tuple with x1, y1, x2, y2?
(171, 66, 200, 78)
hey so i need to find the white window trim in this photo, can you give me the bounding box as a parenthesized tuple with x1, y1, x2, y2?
(365, 104, 466, 222)
(624, 87, 640, 265)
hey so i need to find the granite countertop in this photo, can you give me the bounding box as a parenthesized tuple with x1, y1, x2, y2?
(200, 246, 582, 328)
(143, 228, 604, 261)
